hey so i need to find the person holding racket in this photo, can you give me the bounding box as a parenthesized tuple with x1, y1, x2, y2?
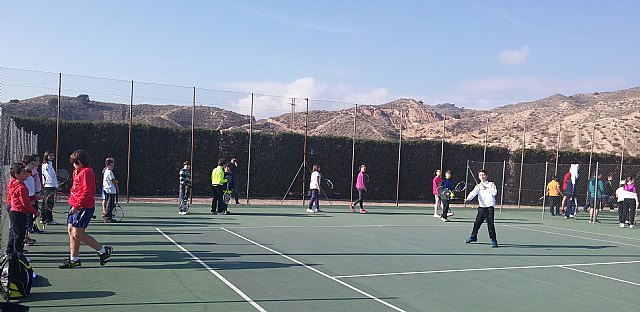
(464, 169, 499, 248)
(59, 149, 112, 269)
(350, 164, 369, 213)
(437, 170, 455, 222)
(40, 150, 59, 225)
(102, 158, 119, 223)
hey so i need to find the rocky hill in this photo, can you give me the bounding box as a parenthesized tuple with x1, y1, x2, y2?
(1, 95, 253, 129)
(2, 86, 640, 156)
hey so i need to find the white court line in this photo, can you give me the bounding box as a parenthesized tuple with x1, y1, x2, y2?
(220, 227, 407, 312)
(562, 267, 640, 287)
(334, 260, 640, 279)
(533, 224, 640, 242)
(156, 228, 267, 312)
(163, 224, 467, 230)
(503, 225, 640, 248)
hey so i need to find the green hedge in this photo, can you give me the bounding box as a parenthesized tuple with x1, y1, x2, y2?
(13, 117, 639, 202)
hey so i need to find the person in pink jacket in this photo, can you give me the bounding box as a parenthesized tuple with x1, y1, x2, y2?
(350, 165, 369, 213)
(432, 169, 443, 217)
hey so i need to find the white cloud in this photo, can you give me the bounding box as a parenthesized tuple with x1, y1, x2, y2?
(452, 75, 631, 110)
(222, 78, 392, 118)
(498, 45, 530, 65)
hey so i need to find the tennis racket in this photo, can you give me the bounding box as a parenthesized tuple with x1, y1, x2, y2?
(35, 214, 45, 231)
(324, 178, 334, 190)
(223, 191, 232, 204)
(454, 182, 467, 192)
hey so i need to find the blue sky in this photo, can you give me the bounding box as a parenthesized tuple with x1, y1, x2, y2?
(2, 0, 639, 113)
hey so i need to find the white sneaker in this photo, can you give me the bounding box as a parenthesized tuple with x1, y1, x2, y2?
(433, 213, 440, 218)
(306, 208, 314, 213)
(630, 225, 635, 229)
(447, 212, 454, 217)
(620, 223, 626, 228)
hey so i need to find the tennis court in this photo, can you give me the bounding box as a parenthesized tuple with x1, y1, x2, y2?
(21, 203, 640, 311)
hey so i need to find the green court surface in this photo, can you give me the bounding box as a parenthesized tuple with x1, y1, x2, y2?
(18, 203, 640, 311)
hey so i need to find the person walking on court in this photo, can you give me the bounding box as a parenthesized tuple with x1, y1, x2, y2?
(307, 164, 322, 213)
(546, 176, 562, 216)
(178, 161, 192, 215)
(350, 164, 369, 213)
(432, 169, 443, 218)
(211, 158, 227, 214)
(464, 169, 499, 247)
(59, 149, 112, 268)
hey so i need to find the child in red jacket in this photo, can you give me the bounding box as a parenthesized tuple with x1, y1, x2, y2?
(59, 149, 112, 269)
(6, 163, 40, 254)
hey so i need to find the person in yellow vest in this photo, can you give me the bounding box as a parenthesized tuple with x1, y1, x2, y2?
(211, 158, 227, 215)
(546, 176, 562, 216)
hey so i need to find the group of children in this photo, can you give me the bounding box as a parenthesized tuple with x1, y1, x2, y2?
(545, 165, 638, 228)
(6, 149, 112, 270)
(177, 157, 240, 215)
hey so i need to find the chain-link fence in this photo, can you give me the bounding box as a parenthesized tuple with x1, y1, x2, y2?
(0, 108, 39, 254)
(1, 67, 637, 208)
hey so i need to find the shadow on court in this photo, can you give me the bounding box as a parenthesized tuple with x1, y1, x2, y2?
(25, 290, 116, 302)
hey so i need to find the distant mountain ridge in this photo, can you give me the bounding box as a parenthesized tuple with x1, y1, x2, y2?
(2, 86, 640, 156)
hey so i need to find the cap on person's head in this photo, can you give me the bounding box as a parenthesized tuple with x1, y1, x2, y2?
(620, 180, 626, 185)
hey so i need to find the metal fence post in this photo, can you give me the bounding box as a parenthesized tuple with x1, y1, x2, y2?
(483, 117, 488, 168)
(593, 161, 599, 223)
(302, 98, 309, 205)
(555, 125, 561, 175)
(585, 121, 596, 206)
(395, 108, 403, 206)
(350, 104, 357, 205)
(190, 87, 196, 205)
(464, 159, 469, 208)
(517, 123, 526, 209)
(542, 161, 548, 219)
(440, 116, 445, 171)
(55, 73, 61, 172)
(620, 129, 626, 181)
(500, 160, 506, 212)
(126, 80, 134, 203)
(246, 93, 254, 205)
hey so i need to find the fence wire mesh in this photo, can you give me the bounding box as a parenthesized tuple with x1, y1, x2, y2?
(1, 67, 637, 212)
(0, 109, 39, 255)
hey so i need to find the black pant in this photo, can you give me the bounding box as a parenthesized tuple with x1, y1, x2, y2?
(620, 199, 635, 224)
(179, 184, 190, 211)
(549, 196, 561, 214)
(6, 211, 28, 254)
(41, 187, 56, 223)
(211, 185, 224, 213)
(104, 193, 117, 219)
(232, 177, 240, 204)
(352, 189, 365, 209)
(441, 198, 450, 218)
(470, 206, 497, 240)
